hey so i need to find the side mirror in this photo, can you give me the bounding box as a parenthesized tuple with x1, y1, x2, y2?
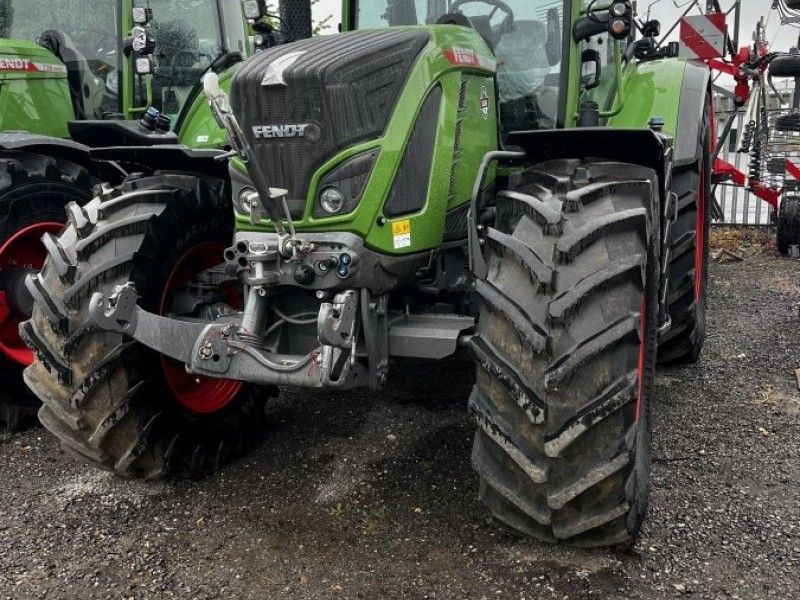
(642, 19, 661, 39)
(545, 8, 561, 66)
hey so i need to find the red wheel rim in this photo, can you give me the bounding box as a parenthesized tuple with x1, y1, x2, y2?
(694, 164, 706, 301)
(0, 222, 63, 366)
(159, 242, 243, 414)
(695, 99, 712, 303)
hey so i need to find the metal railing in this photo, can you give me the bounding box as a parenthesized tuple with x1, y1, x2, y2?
(714, 108, 774, 225)
(714, 93, 795, 226)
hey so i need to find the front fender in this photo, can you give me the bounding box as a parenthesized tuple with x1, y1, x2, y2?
(0, 132, 126, 183)
(610, 58, 710, 168)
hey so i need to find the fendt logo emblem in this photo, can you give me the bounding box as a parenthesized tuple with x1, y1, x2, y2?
(252, 124, 310, 139)
(0, 57, 67, 74)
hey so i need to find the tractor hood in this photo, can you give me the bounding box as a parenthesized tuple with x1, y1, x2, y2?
(230, 26, 499, 255)
(231, 29, 431, 216)
(0, 39, 67, 79)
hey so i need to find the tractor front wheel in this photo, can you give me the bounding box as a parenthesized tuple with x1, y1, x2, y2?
(23, 173, 272, 478)
(0, 152, 95, 431)
(470, 159, 658, 547)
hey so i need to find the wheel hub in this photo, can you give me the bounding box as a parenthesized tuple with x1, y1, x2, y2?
(159, 242, 243, 414)
(0, 222, 63, 366)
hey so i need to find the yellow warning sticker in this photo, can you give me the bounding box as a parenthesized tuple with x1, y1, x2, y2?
(392, 220, 411, 235)
(392, 219, 411, 249)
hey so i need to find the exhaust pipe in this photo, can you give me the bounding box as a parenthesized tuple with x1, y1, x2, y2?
(280, 0, 313, 41)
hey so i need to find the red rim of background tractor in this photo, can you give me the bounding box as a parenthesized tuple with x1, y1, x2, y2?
(0, 221, 63, 366)
(159, 242, 243, 414)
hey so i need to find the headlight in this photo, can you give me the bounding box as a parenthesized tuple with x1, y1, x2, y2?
(236, 187, 256, 215)
(132, 7, 152, 24)
(242, 0, 264, 20)
(313, 150, 378, 219)
(134, 56, 153, 75)
(319, 187, 346, 215)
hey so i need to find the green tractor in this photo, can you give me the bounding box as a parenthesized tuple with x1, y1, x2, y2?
(0, 0, 309, 429)
(24, 0, 712, 547)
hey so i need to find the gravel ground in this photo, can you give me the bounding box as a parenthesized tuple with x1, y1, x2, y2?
(1, 249, 799, 600)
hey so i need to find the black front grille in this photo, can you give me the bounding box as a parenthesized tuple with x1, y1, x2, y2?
(232, 30, 431, 208)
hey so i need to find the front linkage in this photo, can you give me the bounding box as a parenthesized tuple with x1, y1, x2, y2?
(89, 237, 382, 390)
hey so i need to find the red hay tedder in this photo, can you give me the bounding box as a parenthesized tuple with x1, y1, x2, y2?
(671, 0, 800, 250)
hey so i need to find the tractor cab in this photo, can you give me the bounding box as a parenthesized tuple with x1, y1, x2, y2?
(344, 0, 627, 134)
(129, 0, 248, 123)
(0, 0, 121, 120)
(350, 0, 566, 131)
(0, 0, 248, 128)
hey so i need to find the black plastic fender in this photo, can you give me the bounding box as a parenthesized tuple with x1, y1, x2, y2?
(89, 146, 231, 180)
(506, 127, 670, 196)
(0, 132, 126, 184)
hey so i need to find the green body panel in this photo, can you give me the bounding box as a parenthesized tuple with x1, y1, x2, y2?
(0, 39, 74, 137)
(177, 64, 241, 149)
(563, 0, 583, 128)
(609, 58, 686, 143)
(236, 26, 499, 255)
(0, 38, 62, 67)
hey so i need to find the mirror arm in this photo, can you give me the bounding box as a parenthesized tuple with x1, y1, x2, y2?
(598, 41, 626, 118)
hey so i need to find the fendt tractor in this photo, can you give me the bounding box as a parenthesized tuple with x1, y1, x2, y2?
(23, 0, 713, 547)
(0, 0, 310, 429)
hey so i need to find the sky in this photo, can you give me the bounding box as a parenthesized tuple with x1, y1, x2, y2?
(312, 0, 799, 51)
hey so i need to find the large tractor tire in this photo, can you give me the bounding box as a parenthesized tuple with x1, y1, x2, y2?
(0, 152, 95, 431)
(768, 53, 800, 78)
(22, 173, 272, 478)
(470, 159, 658, 547)
(777, 197, 800, 255)
(658, 99, 712, 365)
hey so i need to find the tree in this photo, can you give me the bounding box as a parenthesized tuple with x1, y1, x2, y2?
(311, 0, 333, 35)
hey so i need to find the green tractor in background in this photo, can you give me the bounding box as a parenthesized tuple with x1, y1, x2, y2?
(0, 0, 310, 429)
(24, 0, 712, 547)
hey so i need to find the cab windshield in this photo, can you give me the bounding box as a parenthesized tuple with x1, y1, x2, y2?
(0, 0, 121, 118)
(354, 0, 566, 130)
(134, 0, 239, 122)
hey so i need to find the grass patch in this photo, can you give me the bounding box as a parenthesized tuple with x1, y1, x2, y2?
(711, 226, 777, 257)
